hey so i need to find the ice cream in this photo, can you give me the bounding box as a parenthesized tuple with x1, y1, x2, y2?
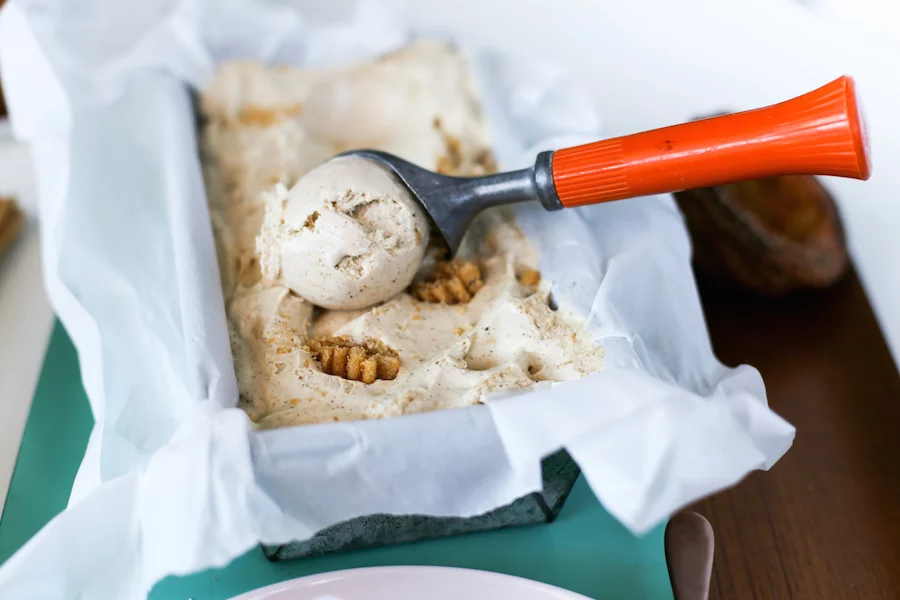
(257, 156, 430, 310)
(200, 41, 606, 428)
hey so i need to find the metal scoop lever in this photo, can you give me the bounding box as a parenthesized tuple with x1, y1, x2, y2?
(343, 149, 558, 253)
(344, 76, 870, 254)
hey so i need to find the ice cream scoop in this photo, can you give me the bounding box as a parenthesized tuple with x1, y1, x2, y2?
(341, 76, 871, 254)
(257, 156, 430, 310)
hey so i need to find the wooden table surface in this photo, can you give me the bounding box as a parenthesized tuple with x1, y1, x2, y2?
(693, 268, 900, 599)
(0, 1, 4, 116)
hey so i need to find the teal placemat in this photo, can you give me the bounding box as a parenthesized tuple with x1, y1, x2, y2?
(0, 321, 93, 564)
(0, 321, 673, 599)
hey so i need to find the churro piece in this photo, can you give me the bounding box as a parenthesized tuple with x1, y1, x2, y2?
(308, 336, 400, 384)
(436, 135, 463, 175)
(412, 259, 484, 304)
(432, 117, 497, 176)
(473, 149, 498, 175)
(0, 197, 24, 260)
(518, 269, 541, 286)
(234, 103, 303, 127)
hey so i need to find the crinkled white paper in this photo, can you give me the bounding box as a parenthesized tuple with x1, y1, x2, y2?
(0, 0, 794, 598)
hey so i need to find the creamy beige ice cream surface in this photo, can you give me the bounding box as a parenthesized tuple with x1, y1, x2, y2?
(201, 41, 605, 428)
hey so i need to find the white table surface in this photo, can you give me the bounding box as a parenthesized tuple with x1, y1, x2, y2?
(1, 0, 899, 515)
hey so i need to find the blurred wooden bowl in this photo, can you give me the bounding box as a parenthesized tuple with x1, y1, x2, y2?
(0, 197, 24, 260)
(0, 63, 6, 118)
(674, 175, 849, 296)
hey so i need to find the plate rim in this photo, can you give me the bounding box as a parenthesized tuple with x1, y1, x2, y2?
(228, 565, 595, 600)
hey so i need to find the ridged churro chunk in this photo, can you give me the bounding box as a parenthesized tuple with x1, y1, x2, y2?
(308, 336, 400, 384)
(412, 259, 484, 304)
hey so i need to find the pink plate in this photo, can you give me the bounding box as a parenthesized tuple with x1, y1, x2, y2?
(229, 566, 593, 600)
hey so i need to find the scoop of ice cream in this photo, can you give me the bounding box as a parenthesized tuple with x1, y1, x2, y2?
(257, 156, 430, 310)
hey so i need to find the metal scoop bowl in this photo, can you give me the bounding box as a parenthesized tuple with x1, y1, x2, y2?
(341, 76, 870, 255)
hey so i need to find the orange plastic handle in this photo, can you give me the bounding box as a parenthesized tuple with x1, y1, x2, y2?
(552, 76, 870, 208)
